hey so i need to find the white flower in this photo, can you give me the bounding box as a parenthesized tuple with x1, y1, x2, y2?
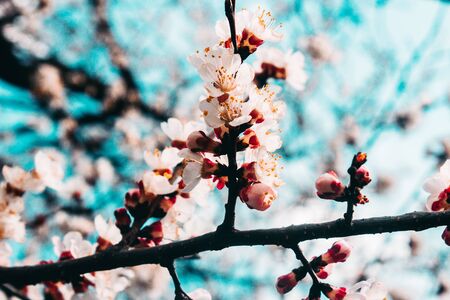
(142, 171, 178, 196)
(303, 34, 340, 63)
(254, 47, 308, 91)
(423, 159, 450, 212)
(188, 47, 254, 97)
(345, 280, 387, 300)
(34, 149, 65, 190)
(52, 231, 94, 258)
(0, 213, 25, 242)
(188, 288, 212, 300)
(95, 158, 116, 184)
(161, 118, 205, 144)
(95, 215, 122, 245)
(244, 149, 283, 188)
(58, 176, 90, 200)
(199, 95, 255, 128)
(0, 242, 11, 266)
(248, 85, 286, 121)
(2, 165, 44, 192)
(93, 268, 134, 300)
(248, 121, 282, 152)
(0, 183, 24, 214)
(144, 147, 182, 171)
(215, 7, 283, 48)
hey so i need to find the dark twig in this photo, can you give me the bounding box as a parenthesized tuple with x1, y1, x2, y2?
(0, 210, 449, 285)
(0, 284, 31, 300)
(217, 128, 239, 232)
(291, 245, 319, 285)
(225, 0, 238, 53)
(164, 260, 192, 300)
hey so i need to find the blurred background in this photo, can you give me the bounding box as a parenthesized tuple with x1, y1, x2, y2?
(0, 0, 449, 299)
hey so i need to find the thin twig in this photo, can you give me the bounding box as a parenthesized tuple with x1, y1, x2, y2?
(291, 245, 319, 285)
(164, 260, 192, 300)
(0, 284, 31, 300)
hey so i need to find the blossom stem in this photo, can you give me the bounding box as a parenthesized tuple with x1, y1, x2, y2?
(217, 128, 239, 232)
(1, 210, 449, 285)
(225, 0, 238, 54)
(164, 260, 192, 300)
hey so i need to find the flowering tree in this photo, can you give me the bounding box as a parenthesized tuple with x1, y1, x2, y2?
(0, 0, 449, 299)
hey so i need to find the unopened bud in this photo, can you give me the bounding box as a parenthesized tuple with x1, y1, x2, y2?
(114, 208, 131, 233)
(140, 221, 163, 245)
(322, 284, 347, 300)
(315, 171, 345, 200)
(239, 183, 276, 211)
(321, 240, 352, 264)
(354, 166, 371, 187)
(276, 272, 298, 294)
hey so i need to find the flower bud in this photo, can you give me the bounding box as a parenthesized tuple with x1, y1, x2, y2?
(241, 162, 258, 182)
(321, 240, 352, 264)
(276, 272, 298, 294)
(353, 152, 367, 167)
(239, 183, 276, 211)
(442, 226, 450, 246)
(315, 171, 345, 200)
(139, 221, 163, 245)
(354, 166, 371, 187)
(201, 158, 219, 178)
(323, 285, 347, 300)
(125, 188, 141, 211)
(187, 131, 222, 153)
(114, 208, 131, 233)
(153, 196, 177, 218)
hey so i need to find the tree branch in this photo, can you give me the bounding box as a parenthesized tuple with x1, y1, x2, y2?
(1, 210, 449, 285)
(164, 260, 192, 300)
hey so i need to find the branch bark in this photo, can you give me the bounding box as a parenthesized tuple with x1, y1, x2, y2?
(1, 210, 449, 286)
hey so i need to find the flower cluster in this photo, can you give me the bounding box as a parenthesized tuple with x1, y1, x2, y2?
(423, 159, 450, 246)
(0, 150, 64, 243)
(41, 217, 133, 299)
(276, 241, 387, 300)
(315, 152, 371, 205)
(181, 5, 308, 212)
(276, 240, 352, 295)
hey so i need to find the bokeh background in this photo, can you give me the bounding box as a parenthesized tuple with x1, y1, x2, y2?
(0, 0, 449, 299)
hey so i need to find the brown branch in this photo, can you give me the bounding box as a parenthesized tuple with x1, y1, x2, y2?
(0, 210, 449, 286)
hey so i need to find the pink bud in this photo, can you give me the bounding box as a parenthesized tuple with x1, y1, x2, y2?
(324, 286, 347, 300)
(239, 183, 276, 211)
(201, 158, 219, 178)
(315, 171, 345, 200)
(442, 226, 450, 246)
(321, 240, 352, 264)
(140, 221, 163, 245)
(241, 162, 258, 182)
(186, 131, 222, 153)
(276, 272, 298, 294)
(354, 166, 371, 187)
(114, 208, 131, 233)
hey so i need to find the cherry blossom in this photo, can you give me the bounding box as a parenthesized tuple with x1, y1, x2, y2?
(423, 159, 450, 212)
(188, 47, 254, 97)
(254, 47, 308, 91)
(345, 280, 387, 300)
